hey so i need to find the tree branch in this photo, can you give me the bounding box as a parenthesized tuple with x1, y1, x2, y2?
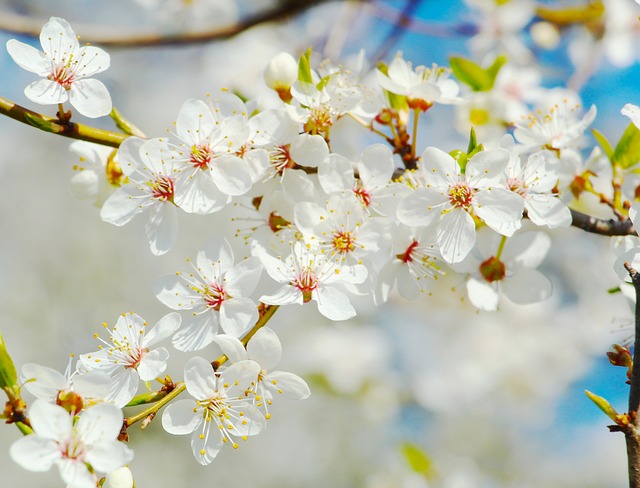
(0, 1, 357, 48)
(0, 96, 127, 148)
(570, 208, 637, 236)
(624, 262, 640, 488)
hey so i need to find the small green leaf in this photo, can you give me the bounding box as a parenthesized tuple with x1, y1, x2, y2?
(401, 442, 436, 480)
(485, 55, 507, 87)
(467, 127, 478, 154)
(450, 149, 468, 173)
(613, 122, 640, 169)
(592, 129, 614, 162)
(450, 57, 492, 92)
(316, 75, 331, 92)
(23, 112, 64, 134)
(298, 48, 313, 84)
(468, 143, 485, 159)
(377, 61, 408, 111)
(585, 390, 618, 422)
(607, 286, 621, 294)
(0, 333, 18, 390)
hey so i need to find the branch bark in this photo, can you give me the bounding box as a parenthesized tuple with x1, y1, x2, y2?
(570, 208, 637, 236)
(0, 1, 355, 48)
(624, 263, 640, 488)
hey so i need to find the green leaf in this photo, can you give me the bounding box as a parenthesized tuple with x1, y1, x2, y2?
(585, 390, 618, 422)
(316, 75, 331, 92)
(450, 149, 468, 174)
(23, 112, 64, 134)
(401, 442, 436, 480)
(468, 143, 485, 159)
(613, 122, 640, 169)
(377, 62, 408, 111)
(467, 127, 478, 154)
(485, 55, 507, 86)
(450, 57, 491, 91)
(607, 286, 621, 294)
(298, 48, 313, 85)
(592, 129, 614, 162)
(0, 333, 18, 391)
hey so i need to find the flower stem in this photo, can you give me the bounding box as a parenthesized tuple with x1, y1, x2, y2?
(0, 95, 128, 148)
(495, 236, 507, 260)
(411, 108, 420, 161)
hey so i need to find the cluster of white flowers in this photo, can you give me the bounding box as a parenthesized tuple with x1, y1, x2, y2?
(5, 11, 640, 487)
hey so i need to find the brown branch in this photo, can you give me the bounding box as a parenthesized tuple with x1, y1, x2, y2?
(0, 0, 360, 48)
(570, 208, 637, 236)
(624, 262, 640, 488)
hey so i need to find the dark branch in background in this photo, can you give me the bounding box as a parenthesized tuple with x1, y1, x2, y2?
(570, 209, 637, 236)
(370, 0, 421, 62)
(623, 263, 640, 488)
(0, 0, 365, 48)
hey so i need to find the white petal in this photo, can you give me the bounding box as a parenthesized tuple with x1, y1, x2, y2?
(225, 257, 263, 297)
(212, 155, 252, 196)
(85, 441, 133, 473)
(219, 297, 258, 337)
(21, 363, 65, 402)
(437, 209, 476, 264)
(68, 79, 112, 118)
(57, 458, 96, 488)
(503, 269, 552, 304)
(40, 18, 79, 59)
(474, 188, 524, 234)
(137, 347, 169, 381)
(172, 314, 219, 352)
(358, 144, 394, 186)
(419, 146, 459, 187)
(318, 154, 353, 194)
(184, 357, 216, 400)
(176, 99, 215, 145)
(6, 39, 50, 75)
(175, 170, 227, 214)
(264, 371, 310, 400)
(290, 134, 329, 167)
(622, 103, 640, 130)
(315, 286, 356, 321)
(466, 278, 500, 311)
(24, 78, 67, 105)
(143, 312, 182, 348)
(145, 202, 178, 256)
(465, 149, 509, 187)
(10, 436, 59, 471)
(105, 368, 139, 407)
(211, 335, 247, 363)
(162, 399, 201, 435)
(222, 360, 261, 396)
(100, 186, 145, 226)
(526, 195, 571, 228)
(247, 327, 281, 370)
(76, 403, 124, 445)
(260, 285, 302, 306)
(190, 422, 222, 465)
(29, 401, 72, 441)
(397, 188, 447, 227)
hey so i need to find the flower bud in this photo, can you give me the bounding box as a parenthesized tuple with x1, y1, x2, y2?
(264, 52, 297, 103)
(530, 22, 560, 50)
(104, 467, 134, 488)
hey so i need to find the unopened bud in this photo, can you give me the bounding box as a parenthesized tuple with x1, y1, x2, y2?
(607, 344, 632, 367)
(104, 467, 134, 488)
(264, 52, 297, 103)
(530, 22, 560, 50)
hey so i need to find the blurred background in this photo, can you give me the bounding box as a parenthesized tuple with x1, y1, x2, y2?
(0, 0, 639, 486)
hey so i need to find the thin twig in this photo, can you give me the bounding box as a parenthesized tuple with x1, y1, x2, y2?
(624, 262, 640, 488)
(0, 1, 359, 48)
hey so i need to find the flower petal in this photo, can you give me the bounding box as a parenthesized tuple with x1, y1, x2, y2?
(162, 399, 201, 435)
(247, 327, 282, 370)
(68, 79, 112, 118)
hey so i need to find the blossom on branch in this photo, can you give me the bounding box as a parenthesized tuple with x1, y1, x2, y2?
(6, 17, 112, 118)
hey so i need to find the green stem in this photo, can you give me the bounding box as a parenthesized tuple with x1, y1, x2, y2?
(495, 235, 507, 260)
(411, 108, 420, 161)
(0, 95, 128, 148)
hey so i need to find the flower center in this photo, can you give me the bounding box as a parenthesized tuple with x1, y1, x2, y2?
(397, 240, 419, 263)
(60, 435, 86, 462)
(190, 144, 213, 170)
(268, 211, 290, 233)
(332, 231, 356, 254)
(479, 256, 506, 283)
(293, 268, 319, 303)
(304, 105, 333, 134)
(271, 145, 295, 174)
(150, 176, 175, 202)
(353, 184, 372, 207)
(507, 176, 528, 197)
(448, 183, 474, 209)
(48, 56, 77, 90)
(203, 282, 228, 311)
